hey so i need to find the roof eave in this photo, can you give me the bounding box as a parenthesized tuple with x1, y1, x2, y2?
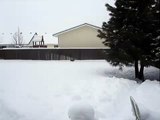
(53, 23, 101, 37)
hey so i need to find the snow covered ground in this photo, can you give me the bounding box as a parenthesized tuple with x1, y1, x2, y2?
(0, 60, 159, 120)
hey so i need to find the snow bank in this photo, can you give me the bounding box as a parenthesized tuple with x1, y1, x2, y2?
(131, 80, 160, 120)
(0, 60, 159, 120)
(68, 102, 95, 120)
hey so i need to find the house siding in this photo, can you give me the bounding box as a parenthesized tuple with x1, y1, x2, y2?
(58, 26, 105, 48)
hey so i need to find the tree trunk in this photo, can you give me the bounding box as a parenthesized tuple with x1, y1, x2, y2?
(134, 60, 145, 82)
(139, 61, 144, 81)
(134, 60, 139, 78)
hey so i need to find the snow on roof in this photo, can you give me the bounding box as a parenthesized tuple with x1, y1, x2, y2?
(53, 23, 101, 37)
(28, 33, 58, 45)
(32, 35, 43, 42)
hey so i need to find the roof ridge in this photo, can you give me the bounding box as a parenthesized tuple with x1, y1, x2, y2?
(53, 23, 101, 37)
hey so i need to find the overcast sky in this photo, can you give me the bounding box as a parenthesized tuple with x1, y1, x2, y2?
(0, 0, 114, 44)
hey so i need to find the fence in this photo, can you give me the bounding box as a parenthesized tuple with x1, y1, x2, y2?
(0, 48, 108, 60)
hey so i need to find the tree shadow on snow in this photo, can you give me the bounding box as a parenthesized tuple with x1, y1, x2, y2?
(103, 66, 160, 81)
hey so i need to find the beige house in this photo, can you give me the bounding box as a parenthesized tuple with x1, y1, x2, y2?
(53, 23, 106, 48)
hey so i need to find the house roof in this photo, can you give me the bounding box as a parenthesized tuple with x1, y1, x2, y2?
(32, 35, 43, 42)
(28, 33, 58, 45)
(28, 33, 38, 45)
(53, 23, 101, 37)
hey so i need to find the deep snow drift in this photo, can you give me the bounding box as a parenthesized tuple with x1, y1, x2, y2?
(0, 60, 159, 120)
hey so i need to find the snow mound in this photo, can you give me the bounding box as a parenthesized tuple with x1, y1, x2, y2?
(131, 80, 160, 120)
(68, 102, 95, 120)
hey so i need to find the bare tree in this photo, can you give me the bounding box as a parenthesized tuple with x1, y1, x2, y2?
(12, 27, 24, 46)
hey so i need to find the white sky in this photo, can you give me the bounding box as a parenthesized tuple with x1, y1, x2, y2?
(0, 0, 115, 44)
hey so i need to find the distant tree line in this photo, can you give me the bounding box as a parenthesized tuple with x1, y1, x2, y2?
(98, 0, 160, 82)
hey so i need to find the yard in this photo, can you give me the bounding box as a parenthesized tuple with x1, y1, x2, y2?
(0, 60, 159, 120)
